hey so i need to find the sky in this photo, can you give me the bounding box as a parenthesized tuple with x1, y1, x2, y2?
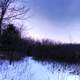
(23, 0, 80, 43)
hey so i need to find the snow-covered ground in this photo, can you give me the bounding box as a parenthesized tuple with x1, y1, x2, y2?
(0, 57, 79, 80)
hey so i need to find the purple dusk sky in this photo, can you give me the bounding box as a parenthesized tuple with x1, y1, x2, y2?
(22, 0, 80, 43)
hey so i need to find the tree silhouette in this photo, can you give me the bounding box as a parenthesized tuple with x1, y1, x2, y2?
(1, 24, 21, 50)
(0, 0, 29, 44)
(1, 24, 23, 64)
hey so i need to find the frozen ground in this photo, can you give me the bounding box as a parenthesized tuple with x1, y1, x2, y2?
(0, 57, 79, 80)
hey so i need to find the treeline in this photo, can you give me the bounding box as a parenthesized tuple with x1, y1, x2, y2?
(32, 42, 80, 63)
(0, 24, 34, 63)
(1, 24, 80, 63)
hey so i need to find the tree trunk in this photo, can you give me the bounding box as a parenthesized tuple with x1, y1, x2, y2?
(0, 24, 1, 35)
(0, 10, 6, 46)
(0, 18, 2, 46)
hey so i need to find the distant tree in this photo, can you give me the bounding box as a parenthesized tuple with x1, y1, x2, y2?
(1, 24, 21, 49)
(1, 24, 23, 64)
(0, 0, 29, 43)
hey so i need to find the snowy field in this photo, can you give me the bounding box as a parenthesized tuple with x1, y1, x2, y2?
(0, 57, 79, 80)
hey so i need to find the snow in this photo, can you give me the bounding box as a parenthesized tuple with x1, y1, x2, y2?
(0, 57, 79, 80)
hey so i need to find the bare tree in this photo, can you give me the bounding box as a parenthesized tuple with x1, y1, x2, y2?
(0, 0, 29, 40)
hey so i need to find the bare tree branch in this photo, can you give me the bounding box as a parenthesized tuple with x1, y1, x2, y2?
(0, 0, 29, 38)
(4, 7, 30, 19)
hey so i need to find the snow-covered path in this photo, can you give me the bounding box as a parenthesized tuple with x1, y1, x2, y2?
(0, 57, 79, 80)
